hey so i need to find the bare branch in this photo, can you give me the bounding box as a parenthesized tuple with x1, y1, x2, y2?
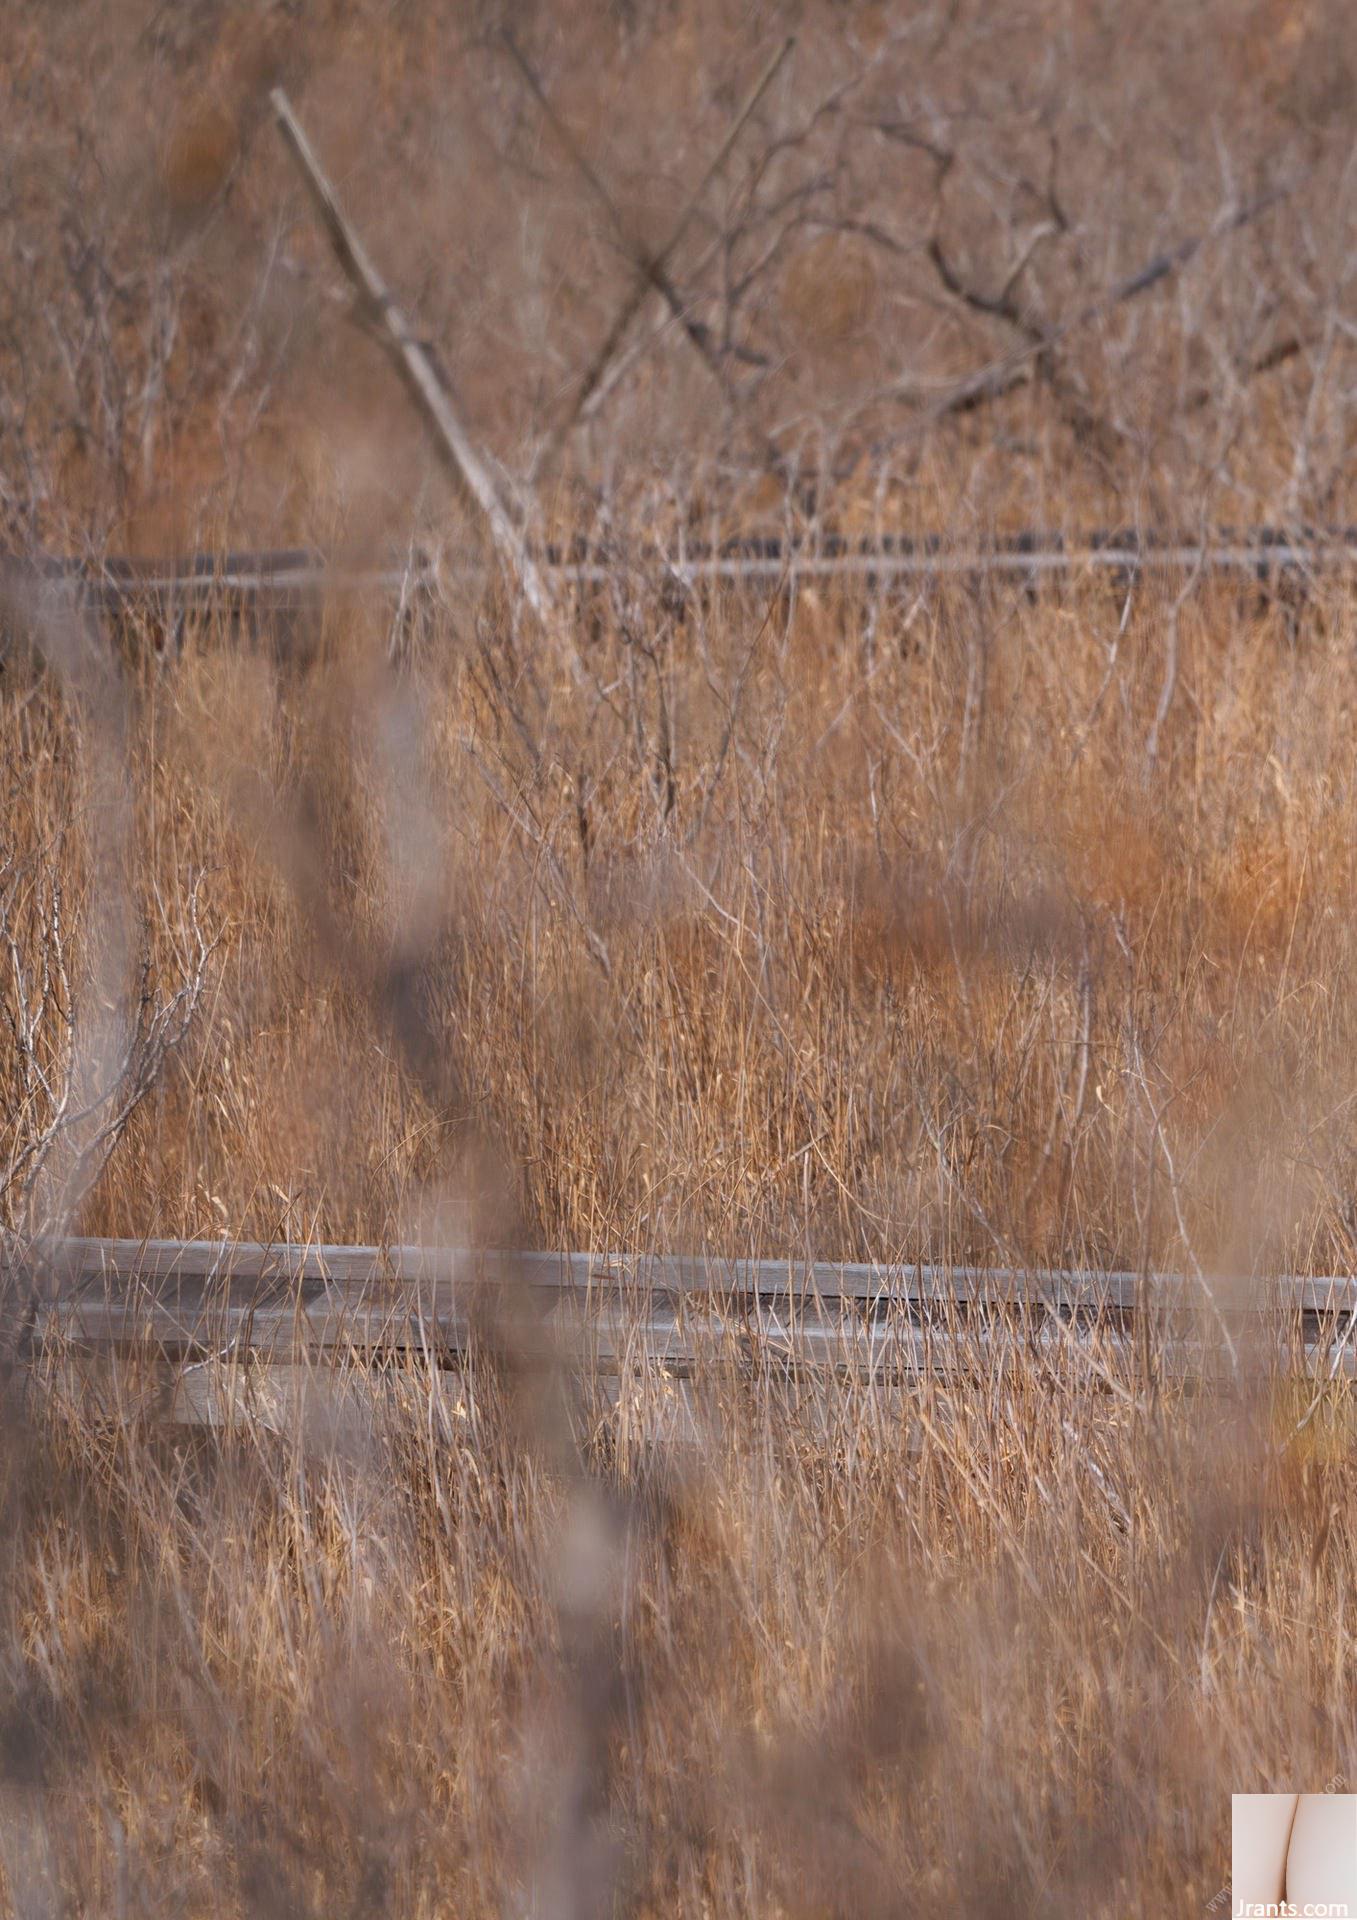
(270, 89, 554, 620)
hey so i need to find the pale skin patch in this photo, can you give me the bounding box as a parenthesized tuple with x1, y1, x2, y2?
(1233, 1792, 1357, 1911)
(1232, 1794, 1298, 1909)
(1285, 1793, 1357, 1907)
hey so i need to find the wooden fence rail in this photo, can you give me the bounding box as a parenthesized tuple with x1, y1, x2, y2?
(5, 524, 1357, 621)
(10, 1238, 1357, 1383)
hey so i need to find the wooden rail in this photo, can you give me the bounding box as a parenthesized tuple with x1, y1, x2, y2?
(5, 525, 1357, 619)
(12, 1238, 1357, 1382)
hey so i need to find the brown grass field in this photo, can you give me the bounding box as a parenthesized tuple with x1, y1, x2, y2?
(7, 1, 1357, 1914)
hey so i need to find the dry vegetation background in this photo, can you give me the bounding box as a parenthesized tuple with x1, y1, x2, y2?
(6, 1, 1357, 1914)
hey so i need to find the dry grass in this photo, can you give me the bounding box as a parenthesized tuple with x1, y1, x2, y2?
(40, 564, 1357, 1277)
(8, 1, 1357, 1908)
(3, 546, 1357, 1916)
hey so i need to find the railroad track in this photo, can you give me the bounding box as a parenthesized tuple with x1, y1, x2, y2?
(12, 1238, 1357, 1387)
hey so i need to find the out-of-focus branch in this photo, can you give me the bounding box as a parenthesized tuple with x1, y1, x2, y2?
(0, 847, 215, 1360)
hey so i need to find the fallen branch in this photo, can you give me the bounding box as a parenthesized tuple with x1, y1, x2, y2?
(270, 89, 553, 619)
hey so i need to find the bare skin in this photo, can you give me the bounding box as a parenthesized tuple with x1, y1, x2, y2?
(1233, 1793, 1357, 1912)
(1286, 1794, 1357, 1908)
(1233, 1794, 1298, 1911)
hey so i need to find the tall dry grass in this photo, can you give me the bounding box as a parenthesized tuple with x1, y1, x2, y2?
(3, 543, 1357, 1913)
(23, 559, 1357, 1277)
(9, 1, 1357, 1906)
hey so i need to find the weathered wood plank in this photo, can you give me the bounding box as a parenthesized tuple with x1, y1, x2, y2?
(30, 1297, 1353, 1383)
(9, 1239, 1357, 1392)
(21, 1237, 1357, 1316)
(8, 525, 1357, 611)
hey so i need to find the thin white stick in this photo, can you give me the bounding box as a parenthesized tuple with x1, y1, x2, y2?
(270, 89, 552, 619)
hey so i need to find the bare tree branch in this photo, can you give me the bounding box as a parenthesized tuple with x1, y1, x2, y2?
(270, 89, 554, 620)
